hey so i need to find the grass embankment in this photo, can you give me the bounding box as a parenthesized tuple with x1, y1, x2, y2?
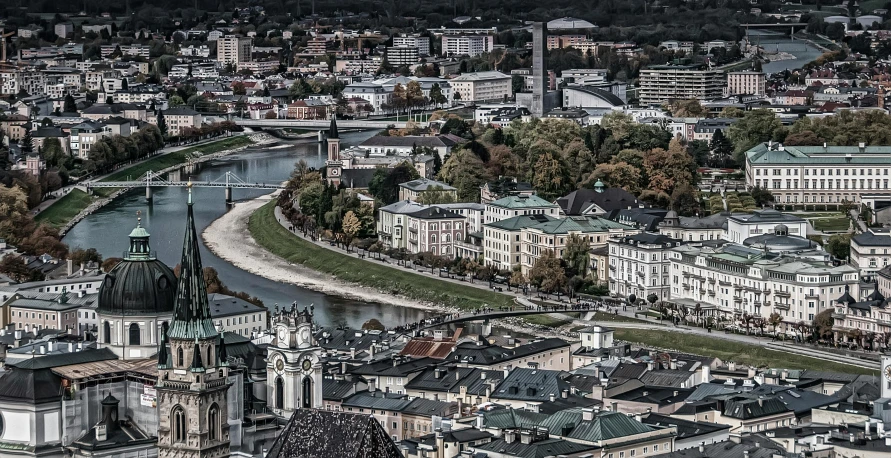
(35, 189, 93, 228)
(101, 136, 253, 183)
(614, 328, 875, 375)
(249, 201, 514, 311)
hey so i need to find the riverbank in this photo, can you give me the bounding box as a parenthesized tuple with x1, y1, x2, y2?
(202, 195, 455, 313)
(38, 134, 267, 233)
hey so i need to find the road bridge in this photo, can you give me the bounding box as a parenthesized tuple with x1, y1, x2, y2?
(418, 305, 595, 331)
(235, 118, 427, 129)
(84, 171, 285, 203)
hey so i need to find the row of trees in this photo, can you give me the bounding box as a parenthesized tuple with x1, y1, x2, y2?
(86, 124, 164, 174)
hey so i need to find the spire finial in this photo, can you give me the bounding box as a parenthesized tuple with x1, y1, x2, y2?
(187, 178, 193, 205)
(136, 210, 141, 227)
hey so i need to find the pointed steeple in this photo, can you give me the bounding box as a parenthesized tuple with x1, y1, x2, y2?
(190, 338, 205, 372)
(328, 117, 339, 139)
(168, 182, 218, 341)
(157, 328, 169, 368)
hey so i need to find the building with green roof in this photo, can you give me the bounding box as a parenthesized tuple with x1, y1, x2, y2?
(745, 142, 891, 208)
(520, 216, 638, 275)
(484, 194, 561, 224)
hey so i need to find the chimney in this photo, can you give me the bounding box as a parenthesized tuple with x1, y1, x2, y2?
(879, 420, 884, 436)
(634, 413, 642, 422)
(728, 361, 736, 371)
(68, 342, 73, 352)
(67, 259, 73, 276)
(520, 430, 533, 445)
(582, 408, 594, 421)
(504, 431, 516, 444)
(480, 371, 486, 380)
(368, 379, 376, 393)
(476, 413, 484, 430)
(701, 365, 711, 383)
(859, 142, 866, 153)
(699, 442, 705, 453)
(865, 419, 871, 434)
(743, 451, 749, 458)
(370, 341, 376, 357)
(850, 434, 855, 443)
(670, 361, 677, 370)
(350, 347, 356, 359)
(647, 361, 655, 371)
(549, 393, 556, 402)
(561, 389, 568, 399)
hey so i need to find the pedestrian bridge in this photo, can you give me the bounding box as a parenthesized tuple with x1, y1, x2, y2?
(84, 171, 285, 202)
(418, 304, 598, 330)
(235, 118, 426, 129)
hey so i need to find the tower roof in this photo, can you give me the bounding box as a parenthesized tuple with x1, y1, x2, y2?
(329, 117, 339, 139)
(168, 185, 218, 341)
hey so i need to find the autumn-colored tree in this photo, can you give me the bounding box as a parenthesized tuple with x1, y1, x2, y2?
(0, 256, 31, 282)
(529, 250, 566, 293)
(531, 153, 571, 200)
(102, 257, 123, 272)
(342, 211, 361, 250)
(589, 162, 642, 194)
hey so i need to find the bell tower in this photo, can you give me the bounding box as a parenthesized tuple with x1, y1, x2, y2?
(266, 303, 323, 418)
(325, 117, 342, 186)
(156, 183, 231, 458)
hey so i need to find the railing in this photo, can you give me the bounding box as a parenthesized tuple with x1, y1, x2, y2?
(775, 291, 791, 298)
(775, 302, 790, 310)
(804, 294, 820, 300)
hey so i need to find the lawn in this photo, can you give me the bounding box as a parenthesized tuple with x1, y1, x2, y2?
(35, 189, 94, 228)
(613, 328, 875, 375)
(101, 136, 253, 183)
(249, 201, 515, 312)
(808, 216, 850, 232)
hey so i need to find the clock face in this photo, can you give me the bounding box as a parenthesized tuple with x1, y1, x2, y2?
(885, 365, 891, 381)
(275, 357, 284, 375)
(330, 168, 339, 176)
(302, 357, 313, 373)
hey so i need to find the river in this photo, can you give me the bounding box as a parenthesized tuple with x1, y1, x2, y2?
(63, 131, 430, 328)
(746, 29, 825, 74)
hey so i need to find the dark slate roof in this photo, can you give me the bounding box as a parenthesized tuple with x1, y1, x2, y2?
(610, 386, 694, 405)
(342, 392, 412, 411)
(400, 397, 456, 418)
(9, 347, 118, 370)
(406, 206, 463, 219)
(475, 437, 598, 458)
(556, 187, 639, 215)
(163, 107, 200, 116)
(641, 413, 730, 440)
(316, 328, 383, 352)
(638, 370, 694, 388)
(349, 356, 439, 377)
(265, 409, 403, 458)
(605, 208, 668, 232)
(399, 178, 456, 192)
(323, 378, 358, 401)
(0, 368, 64, 403)
(208, 293, 265, 318)
(722, 396, 791, 419)
(492, 368, 570, 402)
(449, 338, 569, 366)
(649, 438, 783, 458)
(536, 394, 602, 414)
(852, 231, 891, 247)
(404, 366, 477, 392)
(98, 256, 177, 315)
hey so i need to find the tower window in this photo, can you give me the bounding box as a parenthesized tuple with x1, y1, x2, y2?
(103, 321, 110, 344)
(208, 404, 219, 441)
(172, 406, 186, 443)
(177, 347, 184, 367)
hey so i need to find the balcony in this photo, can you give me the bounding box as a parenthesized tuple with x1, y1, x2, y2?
(774, 291, 791, 298)
(409, 227, 418, 234)
(804, 294, 820, 300)
(707, 289, 716, 296)
(774, 302, 790, 310)
(733, 296, 742, 303)
(683, 285, 691, 290)
(609, 265, 616, 271)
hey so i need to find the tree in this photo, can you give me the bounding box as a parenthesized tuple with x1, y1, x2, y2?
(362, 318, 385, 331)
(232, 81, 246, 95)
(63, 93, 77, 113)
(768, 312, 783, 337)
(438, 148, 491, 202)
(529, 250, 566, 293)
(417, 186, 457, 205)
(168, 95, 185, 107)
(368, 162, 420, 204)
(157, 112, 168, 137)
(825, 234, 851, 260)
(813, 309, 835, 341)
(42, 138, 66, 168)
(668, 99, 706, 117)
(429, 83, 447, 107)
(531, 153, 571, 200)
(509, 265, 526, 290)
(69, 247, 103, 265)
(342, 211, 361, 250)
(728, 109, 784, 161)
(709, 129, 734, 167)
(562, 234, 590, 277)
(671, 183, 700, 216)
(750, 185, 774, 206)
(102, 257, 123, 272)
(0, 256, 31, 282)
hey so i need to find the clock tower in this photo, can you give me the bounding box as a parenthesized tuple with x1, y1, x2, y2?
(266, 303, 323, 418)
(325, 117, 343, 186)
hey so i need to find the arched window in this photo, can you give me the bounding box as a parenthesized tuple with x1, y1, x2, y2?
(456, 232, 463, 242)
(129, 323, 140, 346)
(172, 406, 186, 443)
(207, 346, 213, 366)
(103, 321, 110, 344)
(442, 246, 451, 255)
(430, 234, 437, 243)
(443, 234, 450, 243)
(275, 377, 284, 409)
(302, 377, 313, 409)
(177, 347, 184, 367)
(208, 404, 219, 441)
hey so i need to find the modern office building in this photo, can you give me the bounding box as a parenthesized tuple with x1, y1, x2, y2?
(726, 71, 766, 96)
(217, 35, 252, 65)
(638, 65, 725, 106)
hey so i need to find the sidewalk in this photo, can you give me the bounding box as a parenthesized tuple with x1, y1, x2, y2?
(271, 204, 880, 369)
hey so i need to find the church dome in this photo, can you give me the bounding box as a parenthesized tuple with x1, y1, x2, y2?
(98, 220, 177, 316)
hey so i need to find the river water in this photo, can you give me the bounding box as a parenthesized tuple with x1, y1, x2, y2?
(746, 29, 825, 74)
(63, 131, 429, 328)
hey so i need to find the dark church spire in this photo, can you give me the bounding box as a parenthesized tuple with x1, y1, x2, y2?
(328, 117, 339, 139)
(168, 182, 218, 341)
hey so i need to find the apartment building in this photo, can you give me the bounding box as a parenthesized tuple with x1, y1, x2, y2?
(441, 35, 494, 57)
(208, 293, 268, 338)
(850, 229, 891, 274)
(385, 46, 419, 66)
(6, 292, 86, 332)
(745, 142, 891, 206)
(484, 195, 561, 224)
(521, 216, 637, 276)
(450, 71, 512, 102)
(305, 37, 327, 55)
(393, 34, 431, 56)
(483, 214, 555, 271)
(608, 233, 682, 303)
(638, 65, 725, 106)
(669, 243, 859, 332)
(69, 122, 108, 159)
(376, 200, 467, 256)
(159, 107, 202, 137)
(342, 82, 392, 113)
(217, 35, 252, 64)
(726, 71, 766, 96)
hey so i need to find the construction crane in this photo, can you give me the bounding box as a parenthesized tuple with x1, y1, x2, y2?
(1, 29, 14, 63)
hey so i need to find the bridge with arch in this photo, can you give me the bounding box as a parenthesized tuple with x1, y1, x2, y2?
(84, 171, 286, 202)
